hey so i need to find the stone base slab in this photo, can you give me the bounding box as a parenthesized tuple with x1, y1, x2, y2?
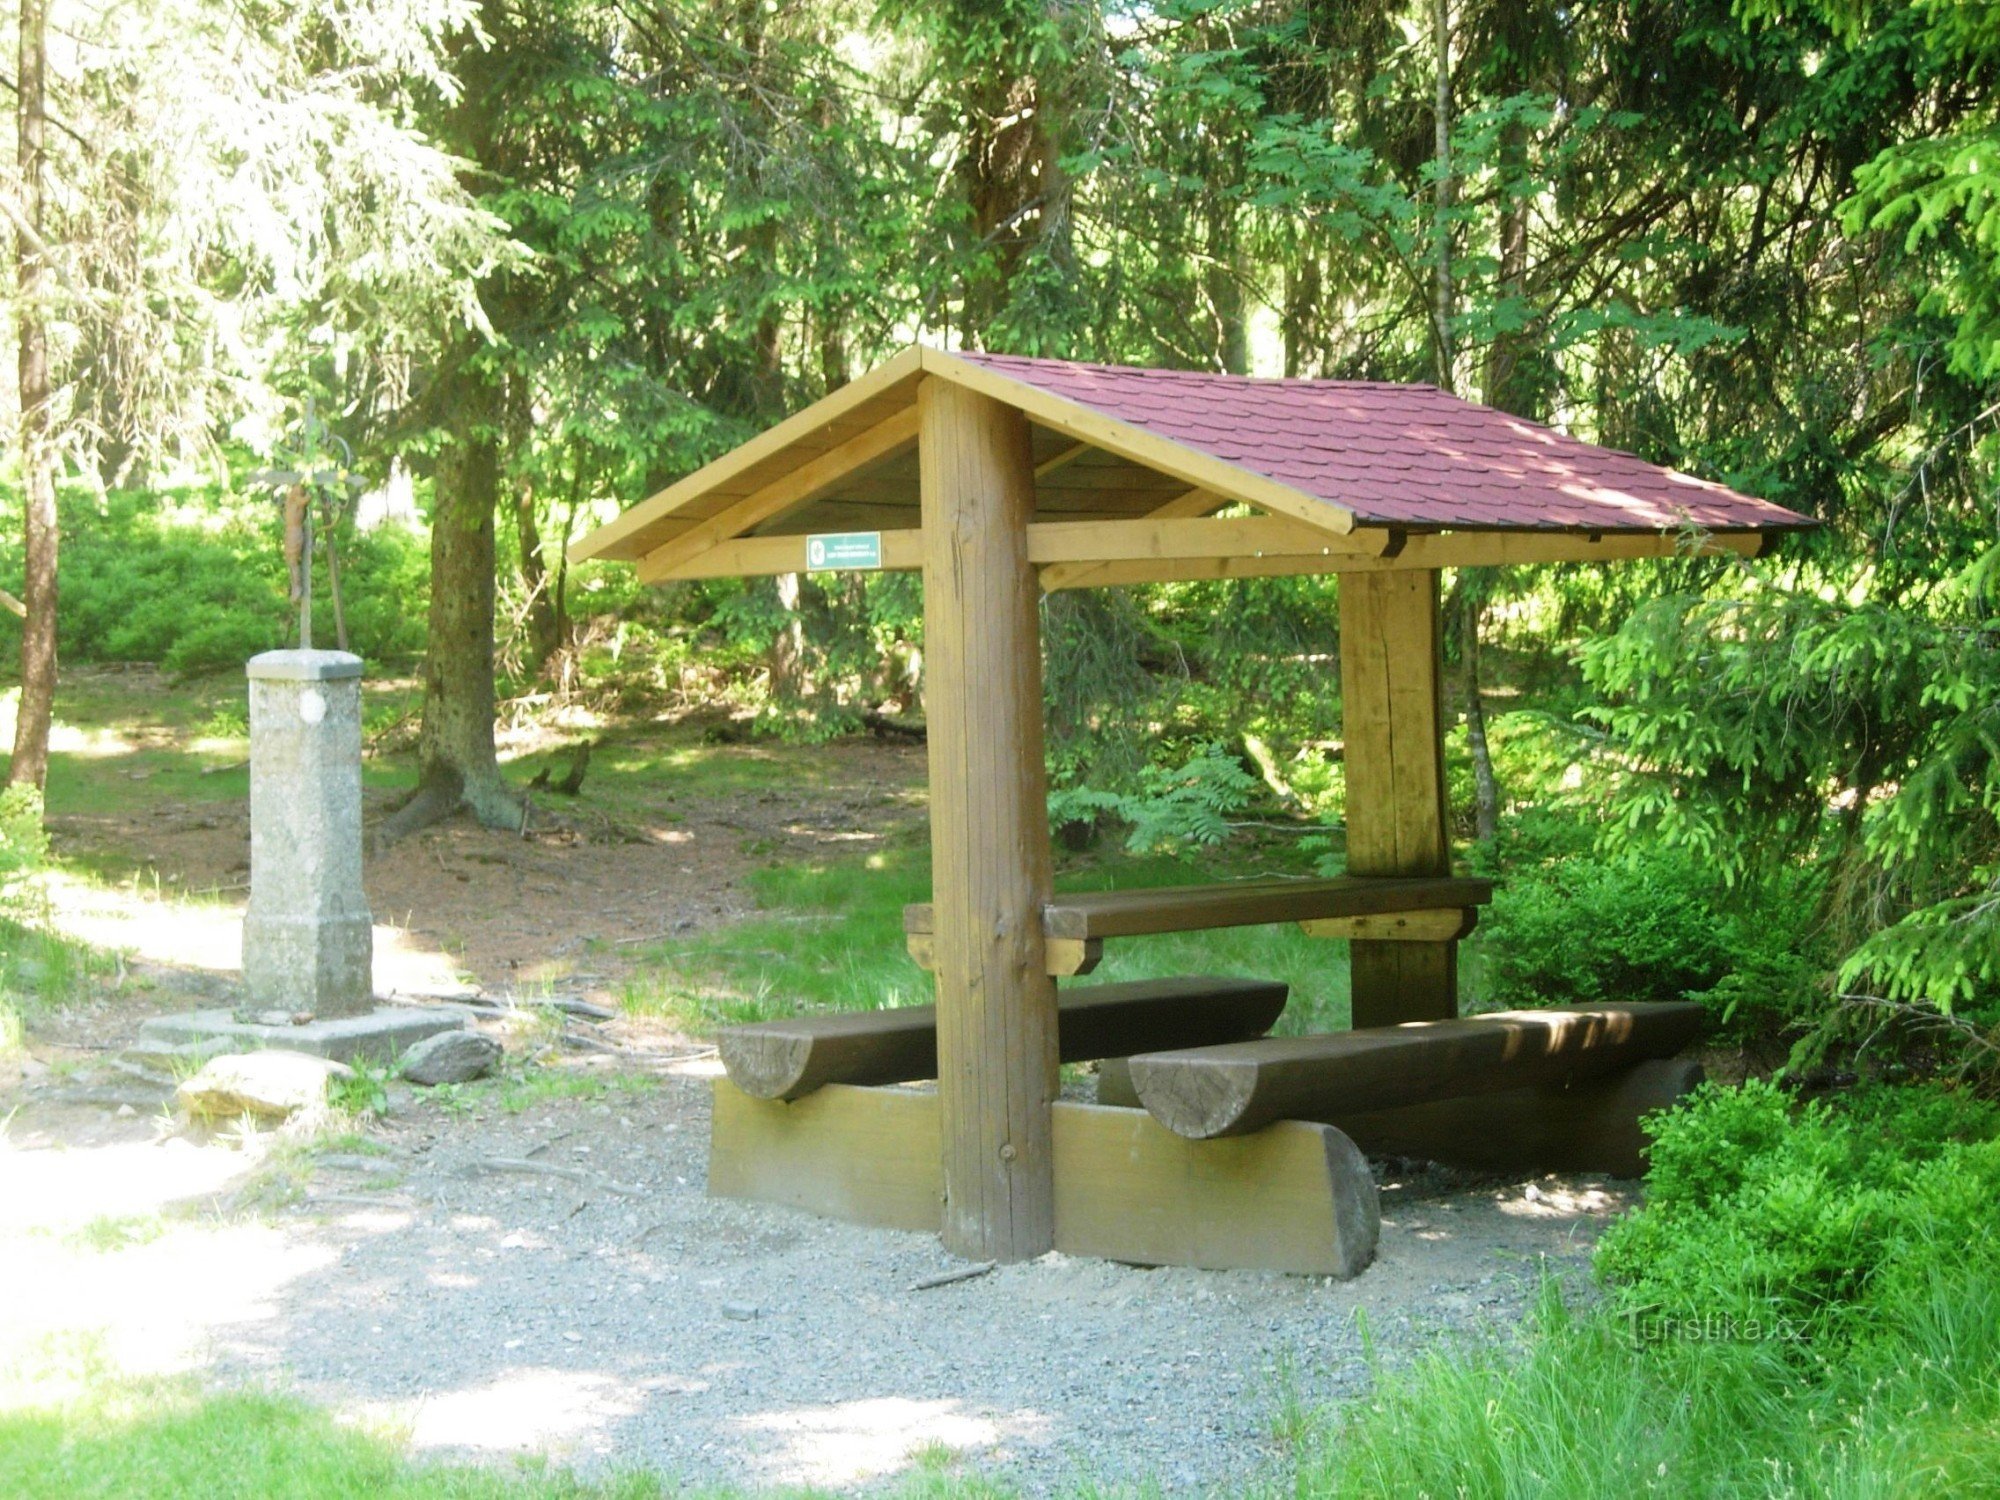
(137, 1005, 469, 1066)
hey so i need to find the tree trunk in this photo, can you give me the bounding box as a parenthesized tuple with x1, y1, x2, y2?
(377, 0, 522, 840)
(514, 475, 558, 675)
(509, 378, 559, 675)
(770, 570, 806, 701)
(1206, 205, 1248, 376)
(7, 0, 55, 794)
(1464, 607, 1499, 844)
(1449, 576, 1500, 845)
(381, 354, 520, 838)
(1431, 0, 1455, 394)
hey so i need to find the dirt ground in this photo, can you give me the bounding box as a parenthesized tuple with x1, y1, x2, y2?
(42, 730, 929, 1004)
(2, 1044, 1628, 1495)
(6, 722, 1634, 1494)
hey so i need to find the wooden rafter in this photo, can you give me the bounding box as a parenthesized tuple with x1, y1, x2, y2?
(577, 346, 924, 563)
(1039, 486, 1223, 590)
(634, 405, 920, 584)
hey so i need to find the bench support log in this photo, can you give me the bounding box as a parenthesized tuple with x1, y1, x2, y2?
(919, 378, 1057, 1262)
(1097, 1054, 1703, 1179)
(717, 976, 1288, 1101)
(1129, 1002, 1703, 1139)
(708, 1080, 1379, 1277)
(1340, 570, 1457, 1026)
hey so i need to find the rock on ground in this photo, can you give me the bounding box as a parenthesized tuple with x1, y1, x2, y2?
(398, 1030, 502, 1086)
(176, 1050, 351, 1120)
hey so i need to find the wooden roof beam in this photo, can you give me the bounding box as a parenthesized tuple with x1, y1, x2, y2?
(646, 513, 1380, 583)
(1040, 487, 1225, 591)
(1041, 528, 1766, 590)
(634, 404, 920, 584)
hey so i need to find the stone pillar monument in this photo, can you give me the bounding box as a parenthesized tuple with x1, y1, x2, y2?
(132, 650, 470, 1069)
(243, 649, 373, 1017)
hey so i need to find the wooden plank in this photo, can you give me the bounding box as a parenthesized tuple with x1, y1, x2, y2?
(923, 348, 1359, 538)
(910, 932, 1098, 976)
(634, 405, 921, 583)
(904, 875, 1491, 943)
(1128, 1002, 1705, 1139)
(708, 1077, 942, 1233)
(1025, 514, 1358, 566)
(716, 976, 1290, 1100)
(918, 376, 1059, 1263)
(1395, 529, 1765, 568)
(1039, 487, 1227, 591)
(708, 1080, 1379, 1277)
(655, 514, 1403, 581)
(1340, 570, 1456, 1027)
(1034, 441, 1091, 477)
(1300, 908, 1478, 942)
(1052, 1101, 1378, 1277)
(574, 346, 923, 563)
(1045, 876, 1490, 940)
(1329, 1057, 1705, 1179)
(1046, 937, 1102, 976)
(651, 528, 925, 581)
(1038, 530, 1766, 590)
(1101, 1053, 1706, 1177)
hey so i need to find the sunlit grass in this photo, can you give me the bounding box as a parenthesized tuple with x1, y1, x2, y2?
(0, 915, 115, 1058)
(622, 836, 1352, 1034)
(1278, 1273, 2000, 1499)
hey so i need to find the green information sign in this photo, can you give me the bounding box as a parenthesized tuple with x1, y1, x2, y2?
(805, 531, 884, 572)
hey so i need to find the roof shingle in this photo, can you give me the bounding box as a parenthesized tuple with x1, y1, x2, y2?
(960, 353, 1813, 534)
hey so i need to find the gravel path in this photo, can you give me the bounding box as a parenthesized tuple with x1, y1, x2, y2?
(4, 1052, 1630, 1495)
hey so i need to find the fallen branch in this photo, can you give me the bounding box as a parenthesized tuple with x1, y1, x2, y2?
(908, 1261, 996, 1292)
(862, 709, 926, 742)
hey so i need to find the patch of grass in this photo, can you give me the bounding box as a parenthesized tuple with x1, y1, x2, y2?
(0, 1372, 678, 1499)
(0, 1360, 1029, 1499)
(426, 1065, 659, 1117)
(1, 912, 118, 1057)
(62, 1215, 172, 1254)
(327, 1057, 392, 1118)
(621, 839, 1351, 1034)
(1285, 1271, 2000, 1498)
(313, 1131, 389, 1157)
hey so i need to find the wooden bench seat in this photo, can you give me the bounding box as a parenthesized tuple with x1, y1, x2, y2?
(717, 975, 1289, 1101)
(903, 874, 1493, 974)
(1125, 1001, 1703, 1139)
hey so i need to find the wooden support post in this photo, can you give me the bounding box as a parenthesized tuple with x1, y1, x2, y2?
(1339, 570, 1456, 1027)
(918, 376, 1059, 1262)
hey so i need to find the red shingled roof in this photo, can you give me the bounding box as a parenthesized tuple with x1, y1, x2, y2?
(959, 352, 1812, 534)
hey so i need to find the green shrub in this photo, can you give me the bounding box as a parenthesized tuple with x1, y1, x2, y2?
(1047, 742, 1262, 856)
(0, 783, 45, 908)
(1596, 1079, 2000, 1346)
(1292, 1080, 2000, 1497)
(0, 483, 428, 673)
(1475, 833, 1825, 1031)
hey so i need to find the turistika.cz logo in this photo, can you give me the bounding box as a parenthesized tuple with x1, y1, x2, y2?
(1624, 1306, 1809, 1349)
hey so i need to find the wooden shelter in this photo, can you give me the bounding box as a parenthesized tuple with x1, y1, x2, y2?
(571, 347, 1813, 1275)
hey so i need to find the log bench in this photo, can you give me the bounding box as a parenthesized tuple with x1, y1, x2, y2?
(709, 973, 1382, 1276)
(717, 975, 1289, 1100)
(1095, 1001, 1705, 1177)
(903, 874, 1494, 976)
